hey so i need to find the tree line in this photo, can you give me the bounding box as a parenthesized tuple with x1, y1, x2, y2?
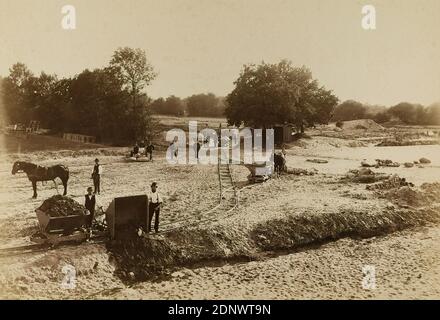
(5, 51, 436, 146)
(333, 100, 440, 125)
(1, 47, 157, 144)
(149, 93, 226, 118)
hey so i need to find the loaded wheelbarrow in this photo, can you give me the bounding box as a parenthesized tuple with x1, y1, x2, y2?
(32, 209, 91, 245)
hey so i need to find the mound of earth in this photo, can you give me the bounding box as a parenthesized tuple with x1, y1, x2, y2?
(384, 185, 438, 208)
(341, 119, 384, 131)
(37, 195, 87, 217)
(107, 188, 440, 282)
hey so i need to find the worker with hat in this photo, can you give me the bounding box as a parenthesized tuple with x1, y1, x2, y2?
(84, 186, 103, 238)
(147, 182, 162, 233)
(91, 158, 103, 194)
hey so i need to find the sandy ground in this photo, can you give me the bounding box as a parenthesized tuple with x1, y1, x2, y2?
(0, 131, 439, 299)
(0, 155, 219, 242)
(106, 225, 440, 299)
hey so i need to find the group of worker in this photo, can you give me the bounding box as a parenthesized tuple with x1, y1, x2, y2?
(84, 155, 162, 238)
(131, 141, 155, 161)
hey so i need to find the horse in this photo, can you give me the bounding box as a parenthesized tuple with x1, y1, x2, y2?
(11, 161, 69, 198)
(273, 153, 287, 176)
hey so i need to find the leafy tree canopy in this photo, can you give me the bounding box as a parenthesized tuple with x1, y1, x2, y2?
(226, 60, 338, 132)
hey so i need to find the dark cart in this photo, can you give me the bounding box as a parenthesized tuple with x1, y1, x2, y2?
(34, 209, 89, 245)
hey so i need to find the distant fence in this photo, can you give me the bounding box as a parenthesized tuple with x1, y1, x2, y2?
(63, 133, 96, 144)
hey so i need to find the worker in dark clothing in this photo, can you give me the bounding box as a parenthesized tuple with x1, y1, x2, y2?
(197, 141, 201, 158)
(131, 143, 139, 157)
(84, 187, 96, 227)
(84, 187, 102, 238)
(91, 158, 102, 194)
(146, 142, 155, 161)
(147, 182, 162, 233)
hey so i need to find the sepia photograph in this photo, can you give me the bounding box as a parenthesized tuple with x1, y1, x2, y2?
(0, 0, 439, 305)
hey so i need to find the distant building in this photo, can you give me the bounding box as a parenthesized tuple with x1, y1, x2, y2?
(63, 133, 96, 143)
(273, 124, 294, 145)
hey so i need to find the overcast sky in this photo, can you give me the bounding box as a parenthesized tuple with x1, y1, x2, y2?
(0, 0, 439, 106)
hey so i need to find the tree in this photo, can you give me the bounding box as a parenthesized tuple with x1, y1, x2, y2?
(374, 111, 391, 124)
(0, 77, 6, 126)
(186, 93, 224, 117)
(2, 62, 34, 123)
(110, 47, 157, 107)
(305, 87, 339, 128)
(226, 60, 338, 131)
(150, 96, 185, 116)
(388, 102, 425, 125)
(333, 100, 367, 121)
(66, 66, 157, 143)
(29, 72, 59, 128)
(67, 67, 130, 141)
(425, 103, 440, 125)
(2, 48, 159, 144)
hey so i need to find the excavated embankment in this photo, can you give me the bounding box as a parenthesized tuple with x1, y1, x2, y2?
(107, 182, 440, 282)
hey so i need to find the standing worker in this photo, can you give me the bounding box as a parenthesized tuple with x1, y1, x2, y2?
(131, 142, 139, 157)
(146, 141, 155, 161)
(84, 186, 102, 238)
(91, 158, 103, 194)
(147, 182, 162, 233)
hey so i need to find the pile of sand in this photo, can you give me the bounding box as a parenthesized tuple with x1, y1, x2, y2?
(251, 207, 439, 251)
(38, 195, 87, 217)
(383, 183, 440, 208)
(341, 119, 384, 131)
(107, 226, 252, 282)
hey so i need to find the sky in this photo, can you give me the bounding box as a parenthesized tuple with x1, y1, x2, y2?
(0, 0, 439, 106)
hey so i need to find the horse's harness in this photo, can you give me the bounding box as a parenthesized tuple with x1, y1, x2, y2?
(23, 164, 51, 181)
